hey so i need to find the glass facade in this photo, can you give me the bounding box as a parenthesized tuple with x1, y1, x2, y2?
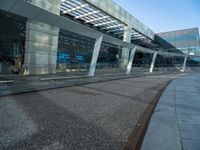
(163, 34, 198, 43)
(1, 0, 199, 75)
(57, 30, 121, 73)
(0, 11, 26, 74)
(57, 30, 95, 73)
(156, 28, 200, 55)
(96, 42, 120, 70)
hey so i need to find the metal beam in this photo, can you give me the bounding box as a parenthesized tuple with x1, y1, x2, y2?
(94, 20, 116, 27)
(132, 37, 146, 40)
(102, 24, 123, 30)
(62, 4, 88, 14)
(113, 31, 124, 36)
(107, 28, 124, 33)
(75, 10, 99, 19)
(85, 16, 109, 23)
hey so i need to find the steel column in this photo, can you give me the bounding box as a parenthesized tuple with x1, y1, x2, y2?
(126, 46, 137, 74)
(88, 34, 103, 76)
(150, 52, 158, 73)
(181, 56, 188, 72)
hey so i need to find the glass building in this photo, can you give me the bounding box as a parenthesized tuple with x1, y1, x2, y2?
(0, 0, 197, 75)
(156, 28, 200, 55)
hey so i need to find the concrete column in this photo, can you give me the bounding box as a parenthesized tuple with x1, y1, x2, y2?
(181, 56, 188, 72)
(88, 34, 103, 77)
(121, 26, 132, 69)
(24, 0, 61, 74)
(126, 46, 137, 74)
(150, 52, 158, 73)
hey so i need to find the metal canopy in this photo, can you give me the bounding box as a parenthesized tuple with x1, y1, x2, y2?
(61, 0, 126, 38)
(60, 0, 154, 43)
(0, 0, 187, 58)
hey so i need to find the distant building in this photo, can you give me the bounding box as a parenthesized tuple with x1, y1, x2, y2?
(156, 28, 200, 55)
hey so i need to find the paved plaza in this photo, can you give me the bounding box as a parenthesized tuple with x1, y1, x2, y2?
(0, 74, 178, 150)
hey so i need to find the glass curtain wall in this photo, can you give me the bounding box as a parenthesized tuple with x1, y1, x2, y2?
(131, 52, 152, 72)
(154, 55, 183, 72)
(95, 43, 122, 74)
(57, 30, 94, 74)
(0, 11, 26, 75)
(58, 29, 125, 75)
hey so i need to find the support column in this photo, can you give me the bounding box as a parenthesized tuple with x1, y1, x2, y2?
(121, 26, 132, 69)
(126, 46, 137, 74)
(181, 56, 188, 72)
(149, 52, 158, 73)
(24, 0, 61, 74)
(88, 34, 103, 77)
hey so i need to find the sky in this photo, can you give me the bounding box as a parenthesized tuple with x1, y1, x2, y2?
(112, 0, 200, 33)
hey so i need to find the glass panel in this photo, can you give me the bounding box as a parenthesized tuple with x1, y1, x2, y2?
(57, 29, 95, 75)
(95, 43, 123, 75)
(0, 11, 26, 75)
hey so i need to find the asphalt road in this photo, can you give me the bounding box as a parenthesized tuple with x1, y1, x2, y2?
(0, 74, 180, 150)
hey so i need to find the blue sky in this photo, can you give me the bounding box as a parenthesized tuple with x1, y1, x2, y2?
(112, 0, 200, 33)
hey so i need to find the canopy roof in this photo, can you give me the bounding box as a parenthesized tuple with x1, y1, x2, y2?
(60, 0, 154, 43)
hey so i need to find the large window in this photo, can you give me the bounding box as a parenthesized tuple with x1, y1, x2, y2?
(57, 30, 122, 73)
(57, 30, 95, 73)
(0, 11, 26, 74)
(163, 34, 198, 43)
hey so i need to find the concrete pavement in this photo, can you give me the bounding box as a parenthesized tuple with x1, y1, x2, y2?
(141, 73, 200, 150)
(0, 74, 180, 150)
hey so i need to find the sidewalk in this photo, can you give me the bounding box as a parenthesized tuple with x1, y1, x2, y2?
(0, 71, 181, 97)
(0, 72, 147, 96)
(141, 73, 200, 150)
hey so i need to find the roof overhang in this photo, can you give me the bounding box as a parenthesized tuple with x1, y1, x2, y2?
(0, 0, 186, 58)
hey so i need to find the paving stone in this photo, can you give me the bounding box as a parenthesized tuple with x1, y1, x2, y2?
(177, 115, 200, 124)
(179, 124, 200, 140)
(142, 73, 200, 150)
(182, 139, 200, 150)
